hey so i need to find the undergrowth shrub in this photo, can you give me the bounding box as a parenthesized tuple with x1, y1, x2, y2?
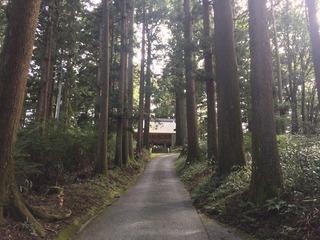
(15, 124, 98, 187)
(279, 135, 320, 195)
(178, 134, 320, 239)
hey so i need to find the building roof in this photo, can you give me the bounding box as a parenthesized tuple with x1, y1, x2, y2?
(149, 119, 176, 134)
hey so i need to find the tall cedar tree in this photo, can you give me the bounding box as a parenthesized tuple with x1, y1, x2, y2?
(136, 1, 146, 156)
(127, 0, 135, 160)
(96, 0, 111, 174)
(122, 1, 129, 166)
(174, 0, 187, 147)
(248, 0, 283, 203)
(183, 0, 201, 163)
(0, 0, 45, 236)
(115, 0, 128, 166)
(202, 0, 217, 160)
(143, 26, 152, 150)
(175, 86, 187, 146)
(37, 0, 59, 132)
(284, 0, 299, 134)
(271, 0, 283, 113)
(61, 1, 76, 125)
(214, 0, 245, 175)
(305, 0, 320, 103)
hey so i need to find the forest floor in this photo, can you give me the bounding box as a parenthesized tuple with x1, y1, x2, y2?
(176, 136, 320, 240)
(0, 154, 150, 240)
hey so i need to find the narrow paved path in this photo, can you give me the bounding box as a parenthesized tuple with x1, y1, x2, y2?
(77, 154, 246, 240)
(77, 154, 208, 240)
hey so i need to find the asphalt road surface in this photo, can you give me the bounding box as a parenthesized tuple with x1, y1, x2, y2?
(77, 154, 243, 240)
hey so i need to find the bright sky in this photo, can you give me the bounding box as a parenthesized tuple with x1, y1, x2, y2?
(87, 0, 170, 75)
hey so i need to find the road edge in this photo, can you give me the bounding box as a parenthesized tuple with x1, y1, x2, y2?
(55, 154, 158, 240)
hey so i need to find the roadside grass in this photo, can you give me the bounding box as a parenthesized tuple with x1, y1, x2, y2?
(176, 134, 320, 240)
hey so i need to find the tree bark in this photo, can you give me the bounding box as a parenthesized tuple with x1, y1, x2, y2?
(37, 0, 59, 133)
(271, 0, 283, 114)
(143, 27, 152, 150)
(285, 1, 299, 134)
(214, 0, 245, 175)
(175, 86, 187, 146)
(248, 0, 283, 204)
(0, 0, 45, 236)
(306, 0, 320, 104)
(122, 6, 129, 166)
(61, 1, 76, 126)
(183, 0, 200, 163)
(136, 1, 146, 157)
(127, 0, 135, 160)
(202, 0, 217, 160)
(96, 0, 110, 175)
(115, 0, 128, 166)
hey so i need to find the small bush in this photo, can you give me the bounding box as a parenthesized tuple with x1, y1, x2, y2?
(178, 134, 320, 239)
(15, 124, 98, 187)
(279, 135, 320, 195)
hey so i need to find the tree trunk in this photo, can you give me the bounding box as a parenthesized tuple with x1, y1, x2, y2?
(136, 1, 146, 157)
(61, 2, 76, 126)
(143, 28, 152, 150)
(214, 0, 245, 175)
(300, 53, 308, 133)
(306, 0, 320, 104)
(37, 0, 59, 133)
(271, 0, 283, 115)
(127, 0, 135, 160)
(301, 74, 306, 132)
(96, 0, 110, 175)
(122, 7, 129, 167)
(0, 0, 45, 236)
(248, 0, 283, 204)
(202, 0, 217, 160)
(175, 86, 187, 146)
(285, 1, 299, 134)
(183, 0, 200, 163)
(115, 0, 128, 167)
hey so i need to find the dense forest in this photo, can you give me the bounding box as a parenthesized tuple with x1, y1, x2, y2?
(0, 0, 320, 239)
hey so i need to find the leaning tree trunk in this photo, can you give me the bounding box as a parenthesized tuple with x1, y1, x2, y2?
(248, 0, 283, 204)
(96, 0, 110, 175)
(202, 0, 217, 160)
(214, 0, 245, 175)
(0, 0, 45, 236)
(183, 0, 200, 163)
(143, 28, 152, 150)
(306, 0, 320, 104)
(136, 1, 146, 157)
(127, 0, 135, 160)
(115, 0, 128, 167)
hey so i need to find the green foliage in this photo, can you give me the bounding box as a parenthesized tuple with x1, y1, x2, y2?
(178, 134, 320, 239)
(15, 124, 98, 186)
(275, 115, 288, 134)
(243, 133, 252, 153)
(279, 135, 320, 195)
(176, 157, 209, 184)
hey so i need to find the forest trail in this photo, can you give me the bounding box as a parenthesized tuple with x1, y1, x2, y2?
(77, 154, 245, 240)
